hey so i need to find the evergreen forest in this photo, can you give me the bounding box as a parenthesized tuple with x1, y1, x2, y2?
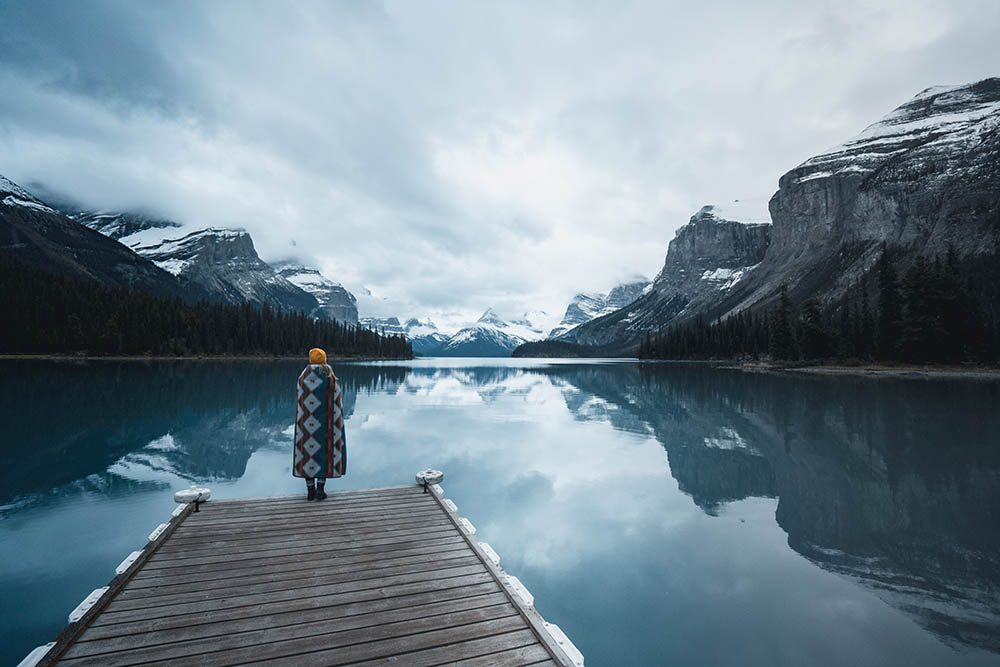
(640, 247, 999, 364)
(0, 261, 413, 358)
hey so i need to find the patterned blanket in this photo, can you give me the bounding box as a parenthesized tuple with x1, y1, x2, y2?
(292, 364, 346, 479)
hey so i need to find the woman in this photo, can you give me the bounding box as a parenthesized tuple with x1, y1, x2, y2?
(292, 348, 347, 500)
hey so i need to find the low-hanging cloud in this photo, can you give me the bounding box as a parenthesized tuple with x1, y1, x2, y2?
(1, 0, 998, 328)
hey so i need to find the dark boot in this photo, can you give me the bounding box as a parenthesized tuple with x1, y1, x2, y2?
(306, 480, 316, 501)
(316, 480, 327, 501)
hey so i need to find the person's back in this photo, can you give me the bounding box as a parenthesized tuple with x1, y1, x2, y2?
(292, 347, 347, 500)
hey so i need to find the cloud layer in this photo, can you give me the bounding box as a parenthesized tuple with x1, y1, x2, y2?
(2, 0, 998, 328)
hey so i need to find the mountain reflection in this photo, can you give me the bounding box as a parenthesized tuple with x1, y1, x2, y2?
(542, 363, 1000, 653)
(2, 359, 997, 653)
(0, 360, 409, 506)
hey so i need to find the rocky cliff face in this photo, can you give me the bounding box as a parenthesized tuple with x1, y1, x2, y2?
(569, 79, 1000, 350)
(721, 77, 1000, 316)
(136, 229, 318, 313)
(566, 204, 770, 347)
(274, 261, 358, 324)
(0, 175, 197, 299)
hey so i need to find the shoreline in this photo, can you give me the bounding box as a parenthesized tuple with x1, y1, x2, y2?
(0, 354, 413, 362)
(718, 361, 1000, 381)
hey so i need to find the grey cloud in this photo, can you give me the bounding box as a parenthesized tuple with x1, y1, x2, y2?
(1, 0, 997, 327)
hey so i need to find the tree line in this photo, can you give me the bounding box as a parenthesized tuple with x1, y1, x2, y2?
(640, 246, 999, 364)
(0, 260, 413, 358)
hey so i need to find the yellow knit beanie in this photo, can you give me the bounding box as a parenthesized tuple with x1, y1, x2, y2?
(309, 348, 327, 364)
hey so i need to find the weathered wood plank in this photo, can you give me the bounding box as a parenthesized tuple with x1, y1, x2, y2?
(77, 573, 498, 641)
(349, 631, 549, 667)
(127, 538, 470, 590)
(110, 554, 482, 611)
(207, 485, 415, 507)
(161, 507, 445, 545)
(141, 526, 461, 570)
(166, 507, 443, 539)
(150, 613, 528, 667)
(186, 496, 436, 525)
(67, 587, 506, 658)
(154, 519, 451, 558)
(94, 563, 489, 625)
(162, 516, 443, 546)
(174, 498, 437, 530)
(177, 498, 440, 525)
(120, 544, 473, 598)
(449, 643, 557, 666)
(152, 518, 453, 560)
(196, 489, 430, 508)
(128, 535, 468, 581)
(60, 597, 516, 665)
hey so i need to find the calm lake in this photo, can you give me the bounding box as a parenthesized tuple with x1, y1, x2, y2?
(1, 359, 999, 666)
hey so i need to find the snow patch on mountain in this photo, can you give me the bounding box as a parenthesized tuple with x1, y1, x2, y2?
(550, 277, 651, 338)
(795, 79, 1000, 184)
(2, 196, 55, 212)
(275, 261, 358, 324)
(698, 199, 772, 225)
(1, 176, 57, 213)
(0, 175, 38, 200)
(133, 228, 318, 313)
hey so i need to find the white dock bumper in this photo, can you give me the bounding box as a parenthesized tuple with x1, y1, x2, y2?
(504, 574, 534, 608)
(115, 550, 143, 575)
(68, 586, 109, 623)
(147, 522, 169, 542)
(479, 541, 501, 567)
(544, 622, 585, 667)
(15, 642, 55, 667)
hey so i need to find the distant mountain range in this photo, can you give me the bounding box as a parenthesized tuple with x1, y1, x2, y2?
(362, 310, 551, 357)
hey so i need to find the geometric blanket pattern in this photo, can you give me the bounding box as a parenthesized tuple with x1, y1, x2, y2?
(292, 364, 346, 479)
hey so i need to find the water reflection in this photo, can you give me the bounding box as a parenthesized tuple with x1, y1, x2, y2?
(552, 364, 1000, 653)
(1, 360, 998, 666)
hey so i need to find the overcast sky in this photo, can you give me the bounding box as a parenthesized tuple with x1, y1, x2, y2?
(1, 0, 998, 330)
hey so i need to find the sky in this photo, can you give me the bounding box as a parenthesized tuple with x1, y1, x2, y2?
(1, 0, 998, 331)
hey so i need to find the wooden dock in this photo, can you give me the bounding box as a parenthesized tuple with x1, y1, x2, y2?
(25, 484, 582, 667)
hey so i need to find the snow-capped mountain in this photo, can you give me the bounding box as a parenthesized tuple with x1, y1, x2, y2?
(359, 317, 406, 336)
(549, 276, 651, 338)
(436, 308, 548, 357)
(401, 318, 449, 355)
(0, 175, 197, 299)
(567, 78, 1000, 351)
(134, 228, 318, 314)
(565, 203, 771, 347)
(66, 205, 346, 317)
(274, 261, 358, 324)
(75, 211, 181, 241)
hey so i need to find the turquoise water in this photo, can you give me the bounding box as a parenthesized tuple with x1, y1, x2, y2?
(1, 359, 998, 666)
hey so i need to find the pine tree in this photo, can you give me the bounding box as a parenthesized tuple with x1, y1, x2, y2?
(876, 246, 902, 361)
(769, 284, 795, 361)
